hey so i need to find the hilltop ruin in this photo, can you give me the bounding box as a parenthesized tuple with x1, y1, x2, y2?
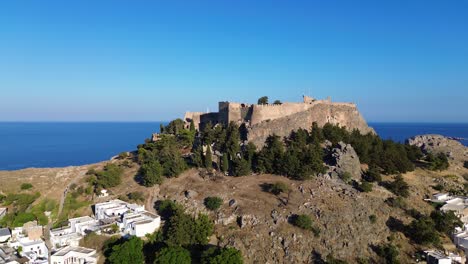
(184, 96, 374, 147)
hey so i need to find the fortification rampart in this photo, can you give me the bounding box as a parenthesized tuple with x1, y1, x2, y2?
(247, 102, 374, 147)
(183, 96, 373, 147)
(249, 100, 357, 126)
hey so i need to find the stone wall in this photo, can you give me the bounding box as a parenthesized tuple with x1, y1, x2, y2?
(250, 103, 312, 125)
(247, 102, 374, 147)
(183, 112, 205, 129)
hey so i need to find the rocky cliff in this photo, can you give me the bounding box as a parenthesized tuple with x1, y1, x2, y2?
(247, 102, 374, 147)
(407, 134, 468, 168)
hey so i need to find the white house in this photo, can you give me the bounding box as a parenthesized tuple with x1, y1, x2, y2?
(425, 251, 451, 264)
(50, 246, 98, 264)
(0, 228, 11, 244)
(50, 216, 100, 249)
(50, 227, 82, 249)
(94, 199, 145, 220)
(94, 199, 161, 237)
(9, 237, 48, 264)
(68, 216, 100, 235)
(440, 197, 468, 223)
(122, 211, 161, 237)
(432, 193, 451, 202)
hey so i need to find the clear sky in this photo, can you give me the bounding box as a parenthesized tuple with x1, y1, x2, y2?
(0, 0, 467, 122)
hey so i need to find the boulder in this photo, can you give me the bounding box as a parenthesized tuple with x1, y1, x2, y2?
(184, 190, 198, 199)
(328, 142, 361, 180)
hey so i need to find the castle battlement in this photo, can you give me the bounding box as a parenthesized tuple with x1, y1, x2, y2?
(183, 95, 370, 143)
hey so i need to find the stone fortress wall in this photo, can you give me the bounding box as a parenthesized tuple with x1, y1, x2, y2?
(184, 95, 374, 147)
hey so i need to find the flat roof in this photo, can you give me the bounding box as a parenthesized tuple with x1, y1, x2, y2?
(52, 246, 95, 257)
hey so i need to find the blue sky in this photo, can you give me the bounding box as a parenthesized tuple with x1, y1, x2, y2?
(0, 0, 467, 122)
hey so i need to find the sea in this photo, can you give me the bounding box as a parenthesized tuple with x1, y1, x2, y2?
(0, 122, 466, 171)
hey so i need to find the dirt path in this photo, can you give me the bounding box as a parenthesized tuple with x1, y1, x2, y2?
(145, 185, 160, 213)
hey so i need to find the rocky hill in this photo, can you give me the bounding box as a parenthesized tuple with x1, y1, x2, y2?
(247, 103, 374, 147)
(408, 134, 467, 169)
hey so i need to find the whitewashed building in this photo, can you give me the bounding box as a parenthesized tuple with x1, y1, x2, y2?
(50, 246, 98, 264)
(9, 236, 48, 264)
(122, 211, 161, 237)
(50, 216, 100, 249)
(426, 251, 451, 264)
(94, 199, 161, 237)
(440, 197, 468, 223)
(432, 193, 452, 202)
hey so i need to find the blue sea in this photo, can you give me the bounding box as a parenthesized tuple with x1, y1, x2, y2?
(0, 122, 164, 171)
(0, 122, 466, 171)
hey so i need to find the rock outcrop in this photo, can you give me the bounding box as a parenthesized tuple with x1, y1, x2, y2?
(407, 134, 467, 167)
(247, 102, 374, 147)
(326, 142, 362, 180)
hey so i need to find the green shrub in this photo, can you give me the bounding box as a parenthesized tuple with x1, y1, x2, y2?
(464, 161, 468, 169)
(385, 197, 407, 209)
(363, 166, 382, 182)
(407, 216, 440, 245)
(375, 243, 399, 264)
(201, 247, 243, 264)
(359, 181, 373, 192)
(155, 246, 191, 264)
(425, 153, 449, 171)
(108, 236, 145, 264)
(369, 215, 377, 224)
(270, 182, 289, 195)
(204, 197, 223, 211)
(432, 184, 444, 191)
(127, 192, 145, 202)
(156, 200, 183, 219)
(430, 210, 463, 235)
(387, 175, 410, 197)
(20, 183, 33, 190)
(95, 164, 123, 189)
(291, 214, 320, 237)
(257, 96, 269, 105)
(339, 172, 352, 184)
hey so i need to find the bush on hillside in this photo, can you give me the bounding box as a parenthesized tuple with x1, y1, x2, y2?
(204, 197, 223, 211)
(386, 175, 410, 197)
(20, 183, 33, 190)
(270, 182, 290, 195)
(155, 246, 191, 264)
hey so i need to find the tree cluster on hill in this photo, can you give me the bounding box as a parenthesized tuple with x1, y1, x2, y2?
(191, 121, 421, 179)
(152, 113, 438, 185)
(137, 135, 188, 186)
(150, 200, 242, 264)
(101, 200, 243, 264)
(87, 164, 124, 192)
(0, 192, 56, 227)
(425, 152, 450, 171)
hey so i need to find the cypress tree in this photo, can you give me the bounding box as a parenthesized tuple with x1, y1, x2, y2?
(222, 154, 229, 173)
(189, 120, 196, 132)
(205, 146, 213, 169)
